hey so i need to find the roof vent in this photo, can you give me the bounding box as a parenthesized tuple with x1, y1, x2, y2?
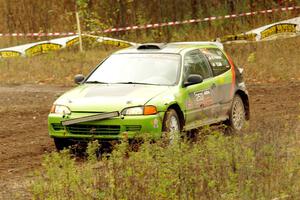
(137, 43, 165, 50)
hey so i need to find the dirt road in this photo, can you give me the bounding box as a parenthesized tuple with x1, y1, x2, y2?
(0, 84, 69, 199)
(0, 82, 299, 199)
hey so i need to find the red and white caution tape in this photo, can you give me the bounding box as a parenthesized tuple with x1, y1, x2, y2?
(0, 6, 298, 37)
(0, 32, 77, 37)
(103, 6, 300, 33)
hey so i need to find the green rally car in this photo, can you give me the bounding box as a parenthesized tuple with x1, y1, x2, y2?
(48, 42, 249, 150)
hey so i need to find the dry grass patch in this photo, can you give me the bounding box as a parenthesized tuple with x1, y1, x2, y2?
(0, 36, 300, 86)
(0, 47, 114, 86)
(225, 35, 300, 83)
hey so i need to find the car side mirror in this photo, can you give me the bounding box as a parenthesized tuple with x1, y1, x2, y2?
(74, 74, 85, 84)
(184, 74, 203, 87)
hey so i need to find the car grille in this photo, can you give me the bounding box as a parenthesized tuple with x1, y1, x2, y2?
(66, 124, 120, 135)
(52, 123, 64, 131)
(125, 125, 142, 132)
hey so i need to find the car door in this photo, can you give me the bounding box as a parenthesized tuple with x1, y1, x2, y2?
(182, 49, 220, 130)
(199, 48, 233, 118)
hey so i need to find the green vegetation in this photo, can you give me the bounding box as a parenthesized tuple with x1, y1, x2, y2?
(30, 127, 300, 200)
(0, 0, 299, 47)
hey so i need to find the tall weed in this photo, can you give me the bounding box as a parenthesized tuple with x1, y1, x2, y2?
(30, 129, 300, 200)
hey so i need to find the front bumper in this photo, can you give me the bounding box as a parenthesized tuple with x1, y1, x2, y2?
(48, 112, 164, 140)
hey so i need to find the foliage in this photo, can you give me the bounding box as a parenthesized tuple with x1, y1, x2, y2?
(30, 128, 300, 200)
(76, 0, 107, 32)
(0, 0, 299, 44)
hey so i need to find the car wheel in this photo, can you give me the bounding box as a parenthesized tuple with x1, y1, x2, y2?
(228, 95, 246, 132)
(162, 109, 181, 143)
(53, 138, 73, 151)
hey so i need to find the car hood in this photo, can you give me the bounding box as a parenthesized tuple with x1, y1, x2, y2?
(55, 84, 169, 112)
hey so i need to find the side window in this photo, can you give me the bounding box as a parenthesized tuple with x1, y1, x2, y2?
(200, 48, 231, 76)
(184, 50, 212, 79)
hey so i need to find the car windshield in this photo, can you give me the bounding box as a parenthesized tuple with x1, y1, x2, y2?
(86, 53, 181, 86)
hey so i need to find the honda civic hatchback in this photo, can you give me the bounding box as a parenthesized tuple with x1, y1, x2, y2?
(48, 42, 249, 150)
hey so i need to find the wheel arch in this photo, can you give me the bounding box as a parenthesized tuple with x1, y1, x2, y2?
(235, 90, 250, 120)
(165, 103, 185, 130)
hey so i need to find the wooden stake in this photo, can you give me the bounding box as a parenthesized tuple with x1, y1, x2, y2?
(76, 12, 83, 52)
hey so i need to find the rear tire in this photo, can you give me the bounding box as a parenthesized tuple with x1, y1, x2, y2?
(227, 95, 246, 132)
(162, 109, 181, 143)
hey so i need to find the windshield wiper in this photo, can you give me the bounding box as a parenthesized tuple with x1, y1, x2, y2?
(85, 81, 108, 84)
(113, 82, 160, 85)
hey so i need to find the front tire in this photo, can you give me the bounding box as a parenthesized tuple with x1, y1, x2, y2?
(53, 138, 74, 151)
(228, 95, 246, 132)
(162, 109, 181, 143)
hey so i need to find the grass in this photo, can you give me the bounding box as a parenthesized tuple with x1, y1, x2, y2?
(29, 124, 300, 200)
(1, 35, 300, 86)
(0, 46, 114, 86)
(225, 35, 300, 83)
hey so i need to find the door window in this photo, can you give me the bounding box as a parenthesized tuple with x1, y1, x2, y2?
(184, 50, 212, 80)
(200, 48, 231, 76)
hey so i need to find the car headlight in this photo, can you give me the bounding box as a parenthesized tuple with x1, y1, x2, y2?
(122, 105, 157, 116)
(50, 105, 71, 115)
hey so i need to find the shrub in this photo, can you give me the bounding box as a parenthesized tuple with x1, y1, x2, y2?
(30, 128, 300, 200)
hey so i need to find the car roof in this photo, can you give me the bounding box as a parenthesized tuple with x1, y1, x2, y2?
(114, 42, 223, 55)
